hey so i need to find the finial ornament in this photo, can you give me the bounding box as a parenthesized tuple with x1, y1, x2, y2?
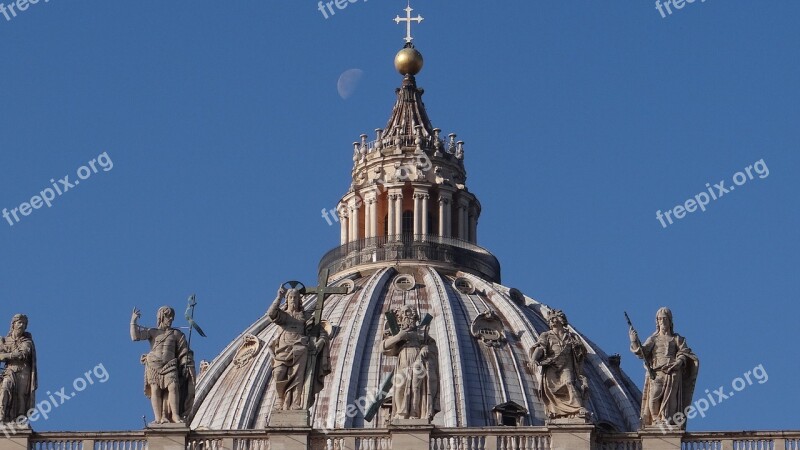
(394, 2, 424, 44)
(393, 3, 425, 77)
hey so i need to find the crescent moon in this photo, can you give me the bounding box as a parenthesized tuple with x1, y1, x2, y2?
(337, 69, 364, 100)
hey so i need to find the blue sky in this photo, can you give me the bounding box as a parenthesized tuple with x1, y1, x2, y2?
(1, 1, 798, 432)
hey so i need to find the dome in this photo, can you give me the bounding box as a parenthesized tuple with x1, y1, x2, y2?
(191, 266, 642, 431)
(191, 6, 642, 432)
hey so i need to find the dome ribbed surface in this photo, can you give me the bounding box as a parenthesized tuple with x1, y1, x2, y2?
(191, 267, 642, 431)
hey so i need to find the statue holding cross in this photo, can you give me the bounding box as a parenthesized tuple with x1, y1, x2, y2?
(371, 306, 440, 423)
(267, 270, 348, 412)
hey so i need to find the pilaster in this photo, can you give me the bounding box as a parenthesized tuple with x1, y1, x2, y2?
(438, 187, 455, 238)
(144, 424, 189, 450)
(457, 196, 470, 240)
(413, 186, 430, 240)
(548, 423, 594, 450)
(0, 424, 32, 450)
(390, 421, 432, 450)
(339, 204, 349, 245)
(639, 429, 684, 450)
(363, 189, 378, 239)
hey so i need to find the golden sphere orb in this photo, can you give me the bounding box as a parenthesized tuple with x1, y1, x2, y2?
(394, 47, 424, 75)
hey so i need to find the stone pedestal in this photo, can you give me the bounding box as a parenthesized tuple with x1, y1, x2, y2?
(390, 421, 433, 449)
(269, 410, 310, 427)
(268, 411, 312, 450)
(391, 418, 431, 426)
(0, 423, 31, 450)
(547, 415, 592, 426)
(640, 429, 684, 450)
(144, 423, 189, 450)
(548, 423, 594, 450)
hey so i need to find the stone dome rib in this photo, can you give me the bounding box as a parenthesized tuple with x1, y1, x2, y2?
(459, 273, 547, 424)
(191, 311, 274, 429)
(347, 269, 396, 428)
(422, 267, 469, 427)
(438, 271, 497, 425)
(315, 269, 393, 429)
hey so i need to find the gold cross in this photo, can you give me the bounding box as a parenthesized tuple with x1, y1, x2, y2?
(394, 2, 424, 44)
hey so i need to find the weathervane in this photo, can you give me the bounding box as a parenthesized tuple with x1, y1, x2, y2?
(394, 1, 424, 44)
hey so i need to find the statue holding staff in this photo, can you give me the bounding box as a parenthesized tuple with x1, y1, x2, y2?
(131, 306, 196, 425)
(628, 307, 699, 429)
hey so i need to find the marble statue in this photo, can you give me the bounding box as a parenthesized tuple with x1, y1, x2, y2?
(629, 307, 699, 429)
(131, 306, 196, 425)
(0, 314, 37, 424)
(267, 286, 331, 411)
(530, 310, 589, 420)
(382, 305, 440, 422)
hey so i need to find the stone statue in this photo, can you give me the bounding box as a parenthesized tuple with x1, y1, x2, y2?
(0, 314, 37, 424)
(131, 306, 196, 425)
(629, 307, 699, 429)
(267, 286, 331, 411)
(382, 305, 440, 422)
(529, 310, 589, 420)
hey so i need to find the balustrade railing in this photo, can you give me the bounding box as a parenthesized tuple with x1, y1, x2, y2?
(430, 428, 550, 450)
(29, 433, 147, 450)
(679, 431, 800, 450)
(596, 432, 642, 450)
(360, 135, 449, 155)
(11, 428, 800, 450)
(318, 234, 501, 282)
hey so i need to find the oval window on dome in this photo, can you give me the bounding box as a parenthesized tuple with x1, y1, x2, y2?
(394, 274, 416, 291)
(453, 277, 475, 295)
(338, 279, 355, 294)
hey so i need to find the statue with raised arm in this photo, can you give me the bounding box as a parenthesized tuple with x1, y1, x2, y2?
(629, 307, 699, 429)
(529, 309, 589, 421)
(382, 305, 440, 422)
(267, 286, 331, 411)
(131, 306, 196, 425)
(0, 314, 37, 424)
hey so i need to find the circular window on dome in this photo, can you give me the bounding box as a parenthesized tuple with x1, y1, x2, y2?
(508, 288, 525, 305)
(453, 277, 475, 295)
(394, 274, 416, 291)
(338, 279, 355, 294)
